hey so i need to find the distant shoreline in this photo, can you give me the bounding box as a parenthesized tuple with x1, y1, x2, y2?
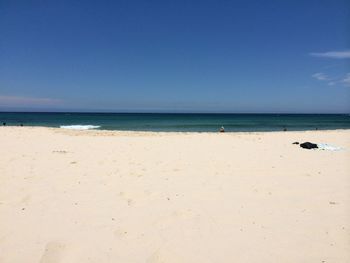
(1, 126, 350, 136)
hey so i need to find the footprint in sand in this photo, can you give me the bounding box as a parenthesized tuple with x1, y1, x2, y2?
(113, 228, 128, 238)
(146, 249, 183, 263)
(147, 250, 163, 263)
(39, 242, 66, 263)
(21, 194, 31, 204)
(152, 210, 194, 226)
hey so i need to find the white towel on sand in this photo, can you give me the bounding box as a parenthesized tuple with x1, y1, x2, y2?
(317, 143, 342, 151)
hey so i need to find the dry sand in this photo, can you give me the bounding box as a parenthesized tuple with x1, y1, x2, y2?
(0, 127, 349, 263)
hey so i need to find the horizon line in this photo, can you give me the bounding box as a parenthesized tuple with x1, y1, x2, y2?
(0, 111, 349, 115)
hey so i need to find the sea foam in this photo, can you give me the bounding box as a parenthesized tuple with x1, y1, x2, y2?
(60, 125, 101, 130)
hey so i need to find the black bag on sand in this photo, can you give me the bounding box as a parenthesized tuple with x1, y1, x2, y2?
(300, 142, 318, 149)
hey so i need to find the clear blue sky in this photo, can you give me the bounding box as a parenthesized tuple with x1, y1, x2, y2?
(0, 0, 349, 113)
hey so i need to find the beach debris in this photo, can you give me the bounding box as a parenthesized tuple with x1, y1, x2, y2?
(292, 142, 299, 145)
(219, 126, 225, 133)
(283, 127, 287, 131)
(2, 122, 6, 126)
(300, 142, 318, 149)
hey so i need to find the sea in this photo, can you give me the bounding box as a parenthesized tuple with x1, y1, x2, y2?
(0, 112, 349, 132)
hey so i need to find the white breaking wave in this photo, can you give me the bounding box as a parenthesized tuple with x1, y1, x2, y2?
(60, 125, 101, 130)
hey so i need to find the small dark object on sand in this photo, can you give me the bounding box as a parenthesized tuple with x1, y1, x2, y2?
(292, 142, 299, 145)
(300, 142, 318, 149)
(219, 126, 225, 133)
(2, 122, 6, 126)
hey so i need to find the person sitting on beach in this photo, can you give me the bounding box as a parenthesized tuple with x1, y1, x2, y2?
(219, 126, 225, 133)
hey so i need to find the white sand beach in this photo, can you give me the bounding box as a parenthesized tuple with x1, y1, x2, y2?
(0, 127, 349, 263)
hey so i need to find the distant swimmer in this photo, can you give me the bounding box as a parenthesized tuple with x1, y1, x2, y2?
(219, 126, 225, 133)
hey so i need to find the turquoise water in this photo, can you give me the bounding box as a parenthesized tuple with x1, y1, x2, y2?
(0, 112, 349, 132)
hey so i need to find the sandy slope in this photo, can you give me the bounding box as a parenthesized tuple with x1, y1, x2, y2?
(0, 127, 349, 263)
